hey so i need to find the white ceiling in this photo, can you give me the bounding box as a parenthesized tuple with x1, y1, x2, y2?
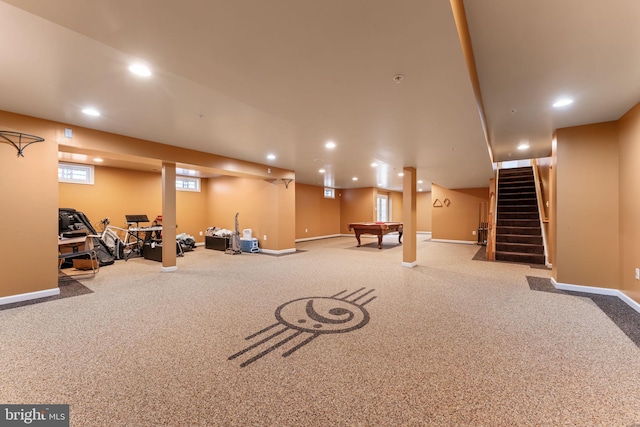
(1, 0, 638, 191)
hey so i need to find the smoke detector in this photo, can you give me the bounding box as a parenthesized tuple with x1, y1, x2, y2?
(392, 74, 405, 83)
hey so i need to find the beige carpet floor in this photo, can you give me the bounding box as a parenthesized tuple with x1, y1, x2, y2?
(1, 236, 640, 426)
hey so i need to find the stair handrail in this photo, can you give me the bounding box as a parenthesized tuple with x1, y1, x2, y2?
(486, 168, 498, 261)
(531, 159, 549, 265)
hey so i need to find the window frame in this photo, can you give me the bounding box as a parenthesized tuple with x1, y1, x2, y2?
(58, 162, 94, 185)
(323, 187, 335, 199)
(176, 176, 201, 192)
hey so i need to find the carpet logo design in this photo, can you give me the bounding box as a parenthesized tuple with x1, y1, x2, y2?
(229, 287, 376, 367)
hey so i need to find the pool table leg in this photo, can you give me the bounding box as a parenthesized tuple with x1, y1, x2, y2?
(355, 233, 362, 247)
(377, 235, 383, 249)
(399, 231, 403, 244)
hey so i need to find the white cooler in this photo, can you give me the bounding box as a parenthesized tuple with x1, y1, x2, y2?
(240, 237, 259, 253)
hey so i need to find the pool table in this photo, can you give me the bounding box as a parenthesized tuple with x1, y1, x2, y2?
(348, 222, 403, 249)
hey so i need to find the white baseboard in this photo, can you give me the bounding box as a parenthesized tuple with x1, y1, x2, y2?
(261, 248, 297, 255)
(0, 287, 60, 306)
(295, 234, 342, 242)
(551, 277, 640, 314)
(430, 239, 477, 245)
(402, 261, 417, 268)
(161, 266, 178, 272)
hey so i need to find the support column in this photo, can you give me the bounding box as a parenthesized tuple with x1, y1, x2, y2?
(161, 162, 177, 272)
(402, 167, 417, 267)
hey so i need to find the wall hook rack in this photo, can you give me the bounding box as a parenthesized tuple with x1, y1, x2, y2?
(0, 130, 45, 157)
(281, 178, 294, 189)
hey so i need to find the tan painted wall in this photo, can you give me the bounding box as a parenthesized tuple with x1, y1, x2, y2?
(296, 185, 431, 237)
(618, 102, 640, 303)
(295, 183, 341, 239)
(554, 122, 619, 288)
(59, 166, 209, 243)
(340, 188, 375, 234)
(207, 176, 295, 250)
(431, 184, 489, 241)
(0, 111, 59, 298)
(389, 191, 403, 223)
(417, 191, 432, 232)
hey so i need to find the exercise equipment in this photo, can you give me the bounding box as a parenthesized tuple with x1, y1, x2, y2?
(58, 208, 115, 266)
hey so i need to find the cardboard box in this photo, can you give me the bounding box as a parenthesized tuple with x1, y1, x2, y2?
(73, 258, 99, 270)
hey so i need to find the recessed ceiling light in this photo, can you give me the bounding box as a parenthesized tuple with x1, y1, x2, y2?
(418, 188, 423, 192)
(553, 98, 573, 108)
(267, 154, 276, 160)
(129, 64, 152, 77)
(82, 108, 100, 116)
(398, 172, 404, 177)
(325, 141, 336, 149)
(352, 177, 358, 181)
(371, 162, 378, 167)
(318, 169, 325, 174)
(418, 180, 423, 184)
(517, 142, 530, 150)
(93, 158, 104, 163)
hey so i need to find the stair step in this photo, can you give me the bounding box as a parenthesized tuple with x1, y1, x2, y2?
(500, 167, 533, 173)
(499, 192, 536, 199)
(498, 179, 536, 188)
(498, 205, 538, 213)
(498, 198, 538, 206)
(496, 226, 541, 235)
(495, 251, 545, 265)
(496, 242, 544, 254)
(499, 183, 535, 190)
(496, 234, 543, 245)
(498, 212, 539, 220)
(497, 219, 540, 227)
(500, 167, 532, 174)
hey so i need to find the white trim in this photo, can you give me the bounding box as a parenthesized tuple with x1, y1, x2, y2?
(551, 278, 619, 296)
(402, 261, 417, 268)
(295, 234, 342, 242)
(431, 239, 476, 245)
(261, 248, 297, 255)
(418, 231, 432, 236)
(161, 266, 178, 272)
(618, 292, 640, 314)
(0, 287, 60, 306)
(551, 277, 640, 314)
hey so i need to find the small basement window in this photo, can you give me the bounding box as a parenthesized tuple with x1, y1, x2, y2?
(324, 188, 335, 199)
(176, 176, 200, 192)
(58, 162, 94, 185)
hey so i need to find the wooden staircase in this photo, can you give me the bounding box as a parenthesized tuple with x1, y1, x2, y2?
(495, 167, 545, 265)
